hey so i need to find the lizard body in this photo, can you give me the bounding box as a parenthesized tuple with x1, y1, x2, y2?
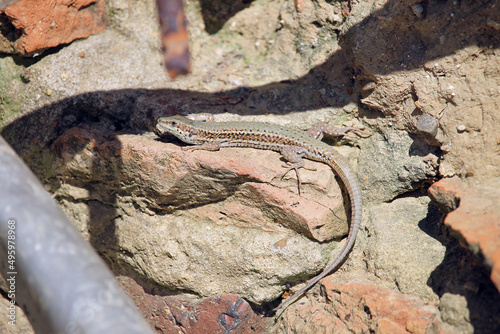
(155, 114, 362, 315)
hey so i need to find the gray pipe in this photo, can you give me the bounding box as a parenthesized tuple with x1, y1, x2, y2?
(0, 136, 153, 334)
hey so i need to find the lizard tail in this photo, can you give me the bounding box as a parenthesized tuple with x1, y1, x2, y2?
(273, 158, 362, 318)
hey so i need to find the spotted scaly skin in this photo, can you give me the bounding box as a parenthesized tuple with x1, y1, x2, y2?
(155, 115, 362, 317)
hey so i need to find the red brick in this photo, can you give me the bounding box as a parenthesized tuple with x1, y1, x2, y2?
(429, 178, 500, 292)
(118, 276, 267, 334)
(278, 273, 452, 333)
(0, 0, 107, 56)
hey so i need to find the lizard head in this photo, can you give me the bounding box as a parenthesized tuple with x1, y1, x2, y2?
(156, 116, 199, 144)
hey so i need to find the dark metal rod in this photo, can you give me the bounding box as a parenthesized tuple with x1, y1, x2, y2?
(0, 136, 153, 333)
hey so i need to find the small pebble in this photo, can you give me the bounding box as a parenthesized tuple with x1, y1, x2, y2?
(457, 125, 466, 133)
(411, 3, 424, 18)
(440, 143, 452, 152)
(416, 114, 439, 137)
(361, 81, 377, 93)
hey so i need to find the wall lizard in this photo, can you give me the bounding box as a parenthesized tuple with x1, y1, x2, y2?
(155, 114, 363, 316)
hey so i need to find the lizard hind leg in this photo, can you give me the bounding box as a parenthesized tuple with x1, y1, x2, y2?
(280, 146, 315, 195)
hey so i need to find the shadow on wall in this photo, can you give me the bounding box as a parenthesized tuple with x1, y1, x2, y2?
(2, 0, 498, 140)
(418, 203, 500, 332)
(199, 0, 255, 34)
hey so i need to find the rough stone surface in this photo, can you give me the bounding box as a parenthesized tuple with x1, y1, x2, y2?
(0, 275, 34, 333)
(364, 197, 446, 301)
(429, 177, 500, 292)
(347, 0, 500, 181)
(0, 0, 17, 10)
(0, 0, 499, 333)
(0, 0, 107, 56)
(357, 128, 439, 203)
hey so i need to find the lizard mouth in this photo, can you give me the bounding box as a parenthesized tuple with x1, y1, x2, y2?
(155, 123, 166, 136)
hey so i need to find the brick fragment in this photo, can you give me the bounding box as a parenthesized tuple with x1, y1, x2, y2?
(0, 0, 107, 56)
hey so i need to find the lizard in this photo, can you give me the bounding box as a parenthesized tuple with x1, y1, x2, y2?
(155, 113, 363, 316)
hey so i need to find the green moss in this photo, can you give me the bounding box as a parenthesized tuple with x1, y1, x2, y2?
(107, 5, 116, 20)
(0, 56, 23, 128)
